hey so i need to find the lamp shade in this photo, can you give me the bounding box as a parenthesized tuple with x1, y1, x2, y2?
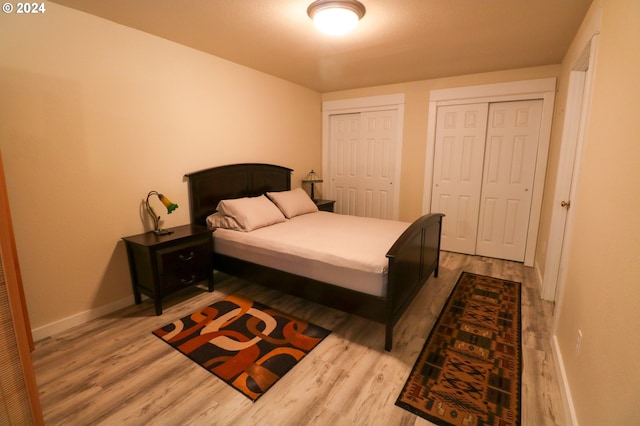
(302, 170, 323, 183)
(307, 0, 366, 36)
(158, 194, 179, 213)
(146, 191, 178, 235)
(302, 170, 323, 201)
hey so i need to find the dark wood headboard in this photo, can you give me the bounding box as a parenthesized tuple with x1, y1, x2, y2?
(184, 163, 292, 226)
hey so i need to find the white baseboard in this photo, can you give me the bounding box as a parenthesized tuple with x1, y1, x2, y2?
(31, 295, 134, 342)
(30, 273, 226, 342)
(551, 334, 579, 426)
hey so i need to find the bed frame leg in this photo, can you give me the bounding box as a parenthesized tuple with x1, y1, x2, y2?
(385, 326, 392, 351)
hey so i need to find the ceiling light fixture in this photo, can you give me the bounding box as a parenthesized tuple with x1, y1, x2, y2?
(307, 0, 366, 36)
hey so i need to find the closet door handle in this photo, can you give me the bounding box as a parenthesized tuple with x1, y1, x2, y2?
(560, 200, 571, 209)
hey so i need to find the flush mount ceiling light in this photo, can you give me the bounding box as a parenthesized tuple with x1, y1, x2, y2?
(307, 0, 366, 36)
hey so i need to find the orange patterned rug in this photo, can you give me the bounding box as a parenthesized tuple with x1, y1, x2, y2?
(396, 272, 522, 426)
(152, 294, 330, 401)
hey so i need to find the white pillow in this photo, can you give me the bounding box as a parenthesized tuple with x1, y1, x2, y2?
(215, 195, 286, 232)
(267, 188, 318, 219)
(206, 212, 242, 230)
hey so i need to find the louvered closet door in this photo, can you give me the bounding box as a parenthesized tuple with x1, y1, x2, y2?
(476, 99, 543, 261)
(431, 103, 489, 254)
(0, 149, 43, 424)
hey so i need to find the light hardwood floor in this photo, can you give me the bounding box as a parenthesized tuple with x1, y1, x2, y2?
(33, 251, 566, 425)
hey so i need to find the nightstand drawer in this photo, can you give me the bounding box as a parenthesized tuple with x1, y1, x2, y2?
(158, 238, 211, 292)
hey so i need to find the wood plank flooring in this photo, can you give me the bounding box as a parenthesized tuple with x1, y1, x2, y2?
(32, 251, 566, 425)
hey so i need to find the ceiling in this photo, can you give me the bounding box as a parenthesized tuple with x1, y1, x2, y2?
(50, 0, 592, 92)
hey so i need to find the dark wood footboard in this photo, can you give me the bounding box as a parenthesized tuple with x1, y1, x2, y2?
(384, 213, 444, 350)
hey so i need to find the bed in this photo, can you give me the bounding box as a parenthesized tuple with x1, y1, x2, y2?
(184, 163, 444, 351)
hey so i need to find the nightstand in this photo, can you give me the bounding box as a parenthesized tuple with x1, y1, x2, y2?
(122, 224, 214, 315)
(314, 199, 336, 212)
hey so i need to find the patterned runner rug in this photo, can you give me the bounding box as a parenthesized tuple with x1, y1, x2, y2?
(152, 294, 330, 401)
(396, 272, 522, 426)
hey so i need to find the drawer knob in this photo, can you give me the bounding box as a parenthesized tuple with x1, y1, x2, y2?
(181, 274, 196, 285)
(179, 251, 194, 261)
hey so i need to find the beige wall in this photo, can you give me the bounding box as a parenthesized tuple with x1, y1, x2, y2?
(552, 1, 640, 424)
(321, 65, 560, 223)
(0, 3, 321, 333)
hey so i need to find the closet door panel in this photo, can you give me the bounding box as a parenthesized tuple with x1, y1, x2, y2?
(329, 110, 398, 219)
(330, 113, 360, 216)
(359, 111, 396, 219)
(476, 100, 543, 261)
(0, 149, 43, 424)
(431, 103, 488, 255)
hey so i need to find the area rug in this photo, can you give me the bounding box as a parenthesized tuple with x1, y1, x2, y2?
(396, 272, 522, 426)
(152, 294, 331, 401)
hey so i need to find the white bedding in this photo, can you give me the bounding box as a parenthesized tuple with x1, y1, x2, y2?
(213, 211, 410, 297)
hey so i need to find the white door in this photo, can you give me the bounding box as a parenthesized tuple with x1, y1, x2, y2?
(431, 103, 489, 254)
(431, 100, 543, 262)
(544, 38, 597, 303)
(329, 110, 398, 219)
(476, 100, 543, 261)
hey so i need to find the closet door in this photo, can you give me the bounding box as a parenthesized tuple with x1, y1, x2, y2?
(0, 150, 44, 424)
(476, 100, 543, 261)
(431, 103, 489, 254)
(329, 110, 398, 219)
(330, 113, 360, 215)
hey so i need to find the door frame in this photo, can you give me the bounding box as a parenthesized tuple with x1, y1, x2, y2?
(544, 35, 599, 306)
(422, 78, 557, 267)
(322, 94, 405, 219)
(542, 40, 598, 302)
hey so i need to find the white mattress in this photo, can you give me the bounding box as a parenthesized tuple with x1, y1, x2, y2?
(213, 211, 410, 297)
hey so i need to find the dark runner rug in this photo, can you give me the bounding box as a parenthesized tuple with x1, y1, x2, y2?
(396, 272, 522, 426)
(152, 294, 330, 401)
